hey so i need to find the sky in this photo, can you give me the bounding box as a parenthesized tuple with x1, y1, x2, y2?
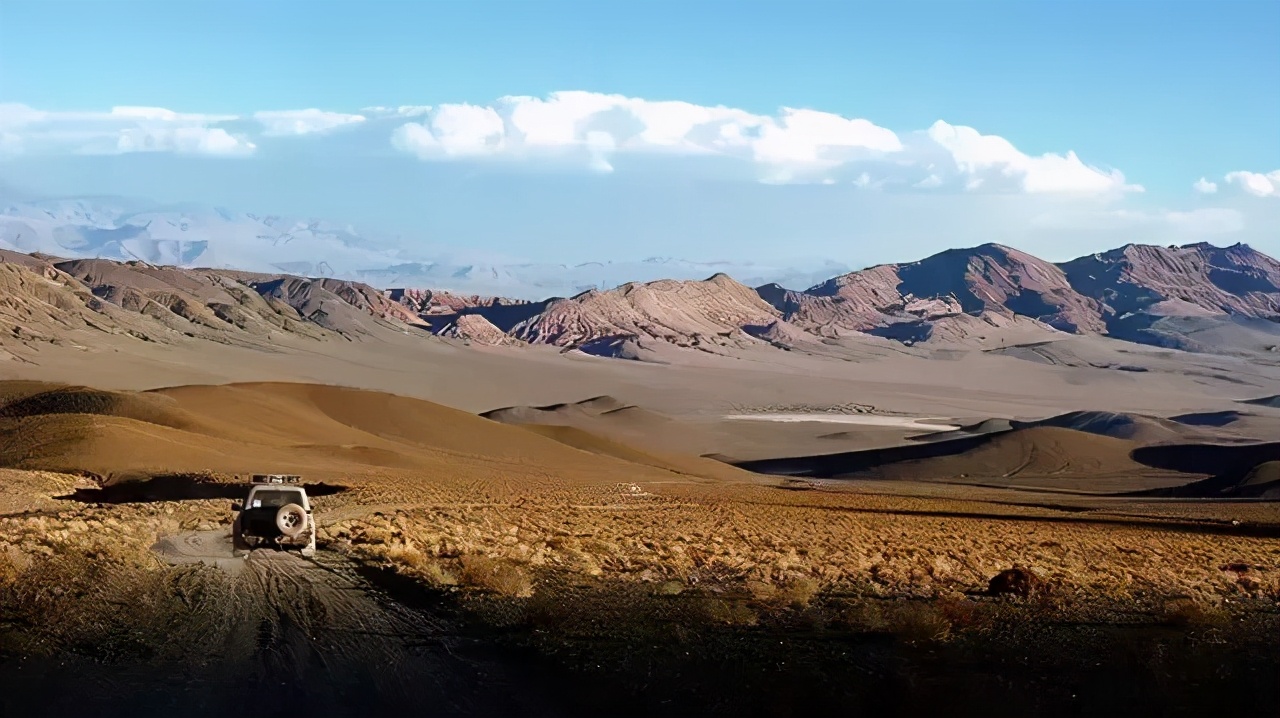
(0, 0, 1277, 267)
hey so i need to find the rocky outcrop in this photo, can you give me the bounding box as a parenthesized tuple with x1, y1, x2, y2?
(46, 257, 426, 342)
(1059, 242, 1280, 322)
(987, 567, 1046, 597)
(772, 244, 1104, 335)
(741, 319, 817, 349)
(866, 311, 1061, 348)
(388, 288, 531, 316)
(3, 242, 1280, 360)
(436, 314, 519, 346)
(511, 273, 781, 350)
(245, 277, 428, 336)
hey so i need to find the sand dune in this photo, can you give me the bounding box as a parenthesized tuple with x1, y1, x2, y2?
(517, 424, 757, 481)
(1241, 395, 1280, 409)
(1130, 441, 1280, 478)
(1171, 410, 1247, 427)
(735, 426, 1203, 493)
(908, 409, 1253, 449)
(906, 418, 1014, 443)
(1132, 456, 1280, 499)
(848, 427, 1195, 493)
(0, 381, 741, 485)
(723, 413, 959, 432)
(481, 396, 702, 452)
(1016, 411, 1191, 444)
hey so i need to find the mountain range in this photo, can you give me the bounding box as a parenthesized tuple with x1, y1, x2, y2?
(0, 197, 850, 299)
(418, 240, 1280, 359)
(1, 231, 1277, 363)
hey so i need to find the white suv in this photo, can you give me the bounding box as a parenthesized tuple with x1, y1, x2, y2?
(231, 474, 317, 558)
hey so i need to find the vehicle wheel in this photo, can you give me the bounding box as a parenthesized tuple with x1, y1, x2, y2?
(232, 527, 249, 557)
(276, 503, 307, 537)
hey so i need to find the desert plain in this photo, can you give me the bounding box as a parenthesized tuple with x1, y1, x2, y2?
(0, 246, 1279, 716)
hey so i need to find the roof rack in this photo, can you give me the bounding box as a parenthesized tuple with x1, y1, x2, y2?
(249, 474, 302, 484)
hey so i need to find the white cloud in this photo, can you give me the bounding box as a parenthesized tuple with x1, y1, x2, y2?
(1193, 177, 1218, 194)
(924, 121, 1138, 195)
(254, 109, 366, 136)
(386, 91, 1129, 195)
(0, 103, 254, 156)
(391, 90, 906, 183)
(0, 93, 1140, 197)
(391, 103, 507, 158)
(361, 105, 432, 118)
(1224, 170, 1280, 197)
(116, 126, 248, 154)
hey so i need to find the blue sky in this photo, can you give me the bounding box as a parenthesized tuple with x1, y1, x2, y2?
(0, 0, 1277, 266)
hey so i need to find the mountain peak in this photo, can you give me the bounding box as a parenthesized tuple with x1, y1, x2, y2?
(1059, 240, 1280, 326)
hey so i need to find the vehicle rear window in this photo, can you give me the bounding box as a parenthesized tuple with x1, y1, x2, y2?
(249, 490, 304, 509)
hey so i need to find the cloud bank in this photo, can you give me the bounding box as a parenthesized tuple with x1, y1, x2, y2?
(0, 93, 1270, 212)
(254, 109, 367, 136)
(0, 103, 254, 156)
(384, 91, 1137, 194)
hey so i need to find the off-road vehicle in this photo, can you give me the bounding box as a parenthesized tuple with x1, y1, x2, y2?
(231, 474, 316, 557)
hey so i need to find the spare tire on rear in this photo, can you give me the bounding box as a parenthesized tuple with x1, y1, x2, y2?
(276, 503, 307, 537)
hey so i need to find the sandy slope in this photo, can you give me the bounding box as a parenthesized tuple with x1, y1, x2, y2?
(0, 381, 742, 485)
(4, 319, 1280, 468)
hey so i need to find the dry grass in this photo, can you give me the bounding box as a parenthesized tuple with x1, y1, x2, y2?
(318, 476, 1280, 617)
(1158, 597, 1231, 628)
(0, 499, 236, 660)
(458, 554, 534, 598)
(1, 379, 1276, 619)
(2, 446, 1278, 646)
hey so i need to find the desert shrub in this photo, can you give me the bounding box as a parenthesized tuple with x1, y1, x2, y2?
(458, 554, 534, 598)
(349, 525, 395, 546)
(883, 602, 953, 643)
(835, 602, 890, 634)
(776, 576, 820, 609)
(381, 544, 458, 587)
(935, 593, 990, 632)
(834, 598, 957, 637)
(1159, 598, 1229, 628)
(0, 541, 233, 661)
(699, 597, 759, 626)
(420, 561, 460, 588)
(744, 579, 776, 601)
(0, 545, 26, 588)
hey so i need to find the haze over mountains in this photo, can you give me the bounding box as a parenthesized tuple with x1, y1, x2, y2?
(0, 196, 850, 299)
(1, 213, 1278, 365)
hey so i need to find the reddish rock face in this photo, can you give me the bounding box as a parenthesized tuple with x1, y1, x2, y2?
(511, 273, 781, 349)
(1059, 242, 1280, 321)
(898, 244, 1106, 333)
(3, 242, 1279, 357)
(389, 288, 530, 316)
(248, 277, 429, 334)
(437, 314, 518, 346)
(766, 244, 1106, 335)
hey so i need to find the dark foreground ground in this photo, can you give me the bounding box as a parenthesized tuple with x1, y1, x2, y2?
(2, 547, 1278, 718)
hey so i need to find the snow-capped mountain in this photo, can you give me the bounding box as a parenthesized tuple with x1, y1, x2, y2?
(0, 195, 850, 299)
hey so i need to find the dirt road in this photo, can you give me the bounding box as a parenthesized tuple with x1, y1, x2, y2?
(2, 530, 558, 718)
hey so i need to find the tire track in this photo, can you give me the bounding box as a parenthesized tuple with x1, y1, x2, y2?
(150, 532, 555, 717)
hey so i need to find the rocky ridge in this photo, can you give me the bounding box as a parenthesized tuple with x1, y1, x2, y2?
(2, 241, 1278, 361)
